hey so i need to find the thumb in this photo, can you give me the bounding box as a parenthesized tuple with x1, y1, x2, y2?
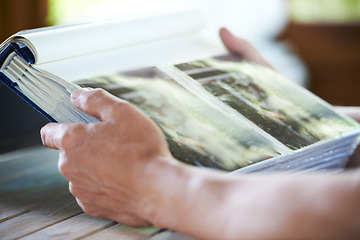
(219, 27, 273, 69)
(71, 88, 126, 121)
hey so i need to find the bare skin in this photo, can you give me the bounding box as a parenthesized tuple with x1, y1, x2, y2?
(41, 28, 360, 240)
(219, 27, 274, 69)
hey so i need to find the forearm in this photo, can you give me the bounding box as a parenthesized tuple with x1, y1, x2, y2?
(146, 161, 248, 239)
(145, 162, 360, 240)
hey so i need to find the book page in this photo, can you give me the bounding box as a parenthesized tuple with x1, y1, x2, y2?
(1, 54, 98, 123)
(34, 32, 224, 83)
(74, 67, 288, 171)
(169, 55, 360, 150)
(2, 51, 359, 171)
(6, 10, 205, 65)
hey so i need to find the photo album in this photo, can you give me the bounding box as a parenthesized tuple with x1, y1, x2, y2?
(1, 10, 359, 173)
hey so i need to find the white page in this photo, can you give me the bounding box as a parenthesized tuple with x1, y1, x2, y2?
(6, 10, 205, 65)
(34, 32, 225, 83)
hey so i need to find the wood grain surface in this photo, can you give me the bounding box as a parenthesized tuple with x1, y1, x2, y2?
(0, 146, 193, 240)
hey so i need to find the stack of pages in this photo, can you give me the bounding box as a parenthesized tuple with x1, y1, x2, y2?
(1, 10, 359, 173)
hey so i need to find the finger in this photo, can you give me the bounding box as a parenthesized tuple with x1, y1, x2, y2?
(75, 197, 85, 210)
(41, 123, 71, 150)
(334, 106, 360, 123)
(71, 88, 126, 120)
(219, 27, 273, 69)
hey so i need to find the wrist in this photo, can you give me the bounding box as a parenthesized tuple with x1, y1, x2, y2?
(143, 158, 221, 231)
(139, 155, 190, 227)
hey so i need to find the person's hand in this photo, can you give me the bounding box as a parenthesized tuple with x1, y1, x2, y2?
(334, 106, 360, 123)
(39, 30, 360, 240)
(41, 88, 177, 226)
(219, 27, 273, 69)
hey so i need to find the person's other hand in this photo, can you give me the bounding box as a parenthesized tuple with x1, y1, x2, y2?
(334, 106, 360, 123)
(41, 88, 176, 226)
(219, 27, 273, 69)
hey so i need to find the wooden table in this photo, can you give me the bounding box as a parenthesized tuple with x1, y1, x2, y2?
(0, 146, 193, 240)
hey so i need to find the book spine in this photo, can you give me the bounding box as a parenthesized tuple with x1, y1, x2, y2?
(0, 43, 35, 67)
(0, 71, 57, 122)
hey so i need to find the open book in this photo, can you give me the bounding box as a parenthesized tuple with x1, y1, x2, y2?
(1, 10, 359, 173)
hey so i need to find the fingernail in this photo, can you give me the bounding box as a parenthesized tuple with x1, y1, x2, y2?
(71, 87, 94, 102)
(71, 89, 83, 101)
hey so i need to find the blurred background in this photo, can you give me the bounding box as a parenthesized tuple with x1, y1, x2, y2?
(1, 0, 360, 154)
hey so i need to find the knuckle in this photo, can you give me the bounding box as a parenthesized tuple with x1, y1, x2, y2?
(112, 100, 135, 118)
(69, 184, 83, 199)
(58, 152, 73, 177)
(81, 88, 106, 109)
(56, 124, 87, 177)
(58, 160, 71, 177)
(106, 92, 128, 108)
(91, 88, 106, 97)
(59, 123, 86, 149)
(69, 187, 88, 208)
(89, 88, 107, 104)
(82, 204, 101, 217)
